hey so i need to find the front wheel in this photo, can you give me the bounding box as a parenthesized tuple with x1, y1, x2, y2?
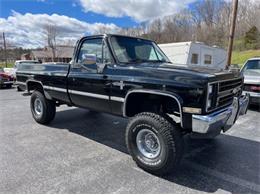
(126, 112, 184, 175)
(30, 90, 56, 124)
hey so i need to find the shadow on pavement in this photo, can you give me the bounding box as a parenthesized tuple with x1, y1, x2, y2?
(50, 108, 260, 193)
(248, 104, 260, 112)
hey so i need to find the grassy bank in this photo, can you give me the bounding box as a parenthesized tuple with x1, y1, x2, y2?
(0, 63, 14, 68)
(231, 50, 260, 66)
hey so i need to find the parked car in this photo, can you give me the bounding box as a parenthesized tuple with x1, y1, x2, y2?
(16, 34, 249, 175)
(3, 67, 16, 78)
(241, 57, 260, 105)
(0, 67, 14, 89)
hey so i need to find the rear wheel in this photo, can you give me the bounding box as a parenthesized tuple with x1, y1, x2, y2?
(126, 112, 183, 175)
(30, 90, 56, 124)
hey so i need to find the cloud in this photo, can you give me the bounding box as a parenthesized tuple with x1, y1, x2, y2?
(79, 0, 197, 22)
(0, 11, 120, 48)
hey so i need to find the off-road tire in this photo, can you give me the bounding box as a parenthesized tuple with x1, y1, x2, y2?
(126, 112, 183, 175)
(30, 90, 56, 124)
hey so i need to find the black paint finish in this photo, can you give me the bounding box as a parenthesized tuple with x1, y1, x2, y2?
(16, 34, 243, 129)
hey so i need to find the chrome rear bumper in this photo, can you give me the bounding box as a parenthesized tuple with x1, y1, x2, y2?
(192, 94, 249, 134)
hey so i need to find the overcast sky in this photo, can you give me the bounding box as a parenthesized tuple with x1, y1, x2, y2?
(0, 0, 234, 48)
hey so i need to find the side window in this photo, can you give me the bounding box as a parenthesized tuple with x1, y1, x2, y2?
(103, 43, 112, 64)
(204, 54, 212, 65)
(77, 39, 103, 64)
(191, 53, 198, 64)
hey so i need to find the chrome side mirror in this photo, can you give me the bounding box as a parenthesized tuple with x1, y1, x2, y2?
(81, 54, 97, 65)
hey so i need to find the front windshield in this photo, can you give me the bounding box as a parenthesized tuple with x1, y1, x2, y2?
(242, 60, 260, 76)
(110, 36, 170, 64)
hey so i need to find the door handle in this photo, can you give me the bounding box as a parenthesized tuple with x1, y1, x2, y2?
(103, 75, 108, 79)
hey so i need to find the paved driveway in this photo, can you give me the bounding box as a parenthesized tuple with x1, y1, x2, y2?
(0, 88, 259, 193)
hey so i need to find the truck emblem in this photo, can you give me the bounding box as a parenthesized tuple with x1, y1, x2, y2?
(113, 81, 125, 90)
(232, 87, 240, 94)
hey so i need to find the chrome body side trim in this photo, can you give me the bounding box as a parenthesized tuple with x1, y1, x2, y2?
(110, 96, 125, 102)
(192, 94, 249, 134)
(20, 79, 125, 103)
(123, 89, 183, 127)
(44, 86, 67, 93)
(68, 89, 109, 100)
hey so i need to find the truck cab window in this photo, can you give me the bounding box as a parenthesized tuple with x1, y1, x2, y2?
(77, 39, 103, 64)
(191, 53, 198, 64)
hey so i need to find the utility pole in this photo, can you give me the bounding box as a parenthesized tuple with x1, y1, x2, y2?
(3, 32, 7, 68)
(226, 0, 239, 69)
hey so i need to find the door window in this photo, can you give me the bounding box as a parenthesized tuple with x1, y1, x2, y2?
(77, 38, 103, 64)
(77, 38, 112, 65)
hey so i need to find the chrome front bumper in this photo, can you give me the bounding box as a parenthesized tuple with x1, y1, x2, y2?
(242, 91, 260, 98)
(192, 94, 249, 134)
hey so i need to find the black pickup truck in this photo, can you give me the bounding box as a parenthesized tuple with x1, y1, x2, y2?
(16, 34, 249, 175)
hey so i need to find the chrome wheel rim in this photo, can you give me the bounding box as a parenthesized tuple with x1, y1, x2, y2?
(136, 129, 161, 159)
(34, 98, 43, 116)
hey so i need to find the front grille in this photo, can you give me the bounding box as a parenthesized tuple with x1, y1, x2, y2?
(207, 78, 243, 112)
(217, 78, 243, 108)
(219, 79, 243, 92)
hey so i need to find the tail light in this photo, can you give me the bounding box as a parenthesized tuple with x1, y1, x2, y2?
(0, 73, 9, 78)
(251, 85, 260, 92)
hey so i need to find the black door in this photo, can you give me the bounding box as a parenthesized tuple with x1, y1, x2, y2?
(68, 38, 112, 112)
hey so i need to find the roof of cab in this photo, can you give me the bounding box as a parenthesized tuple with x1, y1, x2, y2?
(80, 34, 153, 42)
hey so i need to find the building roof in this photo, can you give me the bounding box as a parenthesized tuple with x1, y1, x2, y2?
(31, 46, 74, 59)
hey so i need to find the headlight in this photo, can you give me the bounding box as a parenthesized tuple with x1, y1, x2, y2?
(206, 84, 214, 111)
(208, 85, 213, 94)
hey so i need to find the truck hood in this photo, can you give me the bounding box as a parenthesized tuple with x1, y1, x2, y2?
(142, 62, 241, 81)
(159, 63, 226, 75)
(244, 75, 260, 85)
(113, 62, 242, 88)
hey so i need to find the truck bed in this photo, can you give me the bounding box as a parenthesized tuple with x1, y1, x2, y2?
(16, 63, 70, 103)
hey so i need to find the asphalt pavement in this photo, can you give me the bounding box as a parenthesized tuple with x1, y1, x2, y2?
(0, 87, 260, 193)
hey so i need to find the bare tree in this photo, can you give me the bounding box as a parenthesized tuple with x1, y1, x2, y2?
(44, 24, 58, 62)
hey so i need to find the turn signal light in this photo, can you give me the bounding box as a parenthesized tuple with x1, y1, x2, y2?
(183, 107, 202, 114)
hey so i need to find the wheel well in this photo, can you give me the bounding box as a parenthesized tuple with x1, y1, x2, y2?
(124, 93, 181, 118)
(27, 81, 44, 93)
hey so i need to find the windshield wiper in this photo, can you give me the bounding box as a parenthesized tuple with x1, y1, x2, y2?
(126, 59, 168, 64)
(125, 59, 148, 64)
